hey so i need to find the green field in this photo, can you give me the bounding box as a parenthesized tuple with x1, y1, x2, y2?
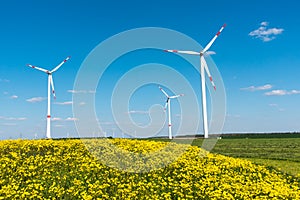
(168, 134, 300, 177)
(148, 133, 300, 176)
(210, 137, 300, 176)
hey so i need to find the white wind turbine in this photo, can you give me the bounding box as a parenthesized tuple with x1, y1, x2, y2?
(27, 56, 70, 139)
(159, 86, 184, 139)
(165, 24, 226, 138)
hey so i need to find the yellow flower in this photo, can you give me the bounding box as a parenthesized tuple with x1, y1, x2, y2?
(0, 138, 299, 199)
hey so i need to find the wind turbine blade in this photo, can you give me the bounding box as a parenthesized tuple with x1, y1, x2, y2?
(164, 50, 200, 55)
(164, 99, 169, 111)
(27, 64, 50, 74)
(169, 94, 184, 99)
(159, 86, 169, 97)
(201, 56, 216, 90)
(49, 75, 56, 99)
(204, 51, 216, 57)
(50, 56, 70, 73)
(202, 24, 226, 53)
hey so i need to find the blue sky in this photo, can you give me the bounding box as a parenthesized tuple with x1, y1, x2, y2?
(1, 0, 300, 139)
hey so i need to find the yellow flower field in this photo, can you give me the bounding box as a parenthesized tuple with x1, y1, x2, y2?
(0, 139, 299, 199)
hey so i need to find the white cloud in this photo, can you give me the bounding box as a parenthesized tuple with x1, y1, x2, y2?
(10, 95, 18, 99)
(0, 117, 27, 121)
(26, 97, 46, 103)
(79, 102, 86, 106)
(290, 90, 300, 94)
(67, 90, 81, 93)
(260, 21, 269, 26)
(241, 84, 273, 91)
(264, 89, 300, 96)
(52, 117, 78, 121)
(54, 101, 73, 105)
(128, 110, 149, 115)
(54, 124, 64, 128)
(269, 103, 278, 107)
(265, 90, 287, 96)
(52, 117, 63, 121)
(249, 22, 284, 42)
(67, 90, 96, 94)
(2, 123, 17, 126)
(65, 117, 78, 121)
(11, 117, 26, 121)
(175, 114, 181, 118)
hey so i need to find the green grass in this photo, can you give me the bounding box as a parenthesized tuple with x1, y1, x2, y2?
(198, 137, 300, 176)
(246, 158, 300, 176)
(148, 135, 300, 177)
(209, 138, 300, 161)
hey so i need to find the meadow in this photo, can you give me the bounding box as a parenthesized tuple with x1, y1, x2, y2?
(151, 133, 300, 176)
(209, 136, 300, 176)
(0, 136, 299, 199)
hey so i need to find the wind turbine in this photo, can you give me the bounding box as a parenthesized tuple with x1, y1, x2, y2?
(159, 86, 184, 139)
(27, 56, 70, 139)
(164, 24, 226, 138)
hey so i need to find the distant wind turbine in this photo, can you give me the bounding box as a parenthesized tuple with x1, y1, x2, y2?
(159, 86, 184, 139)
(27, 56, 70, 139)
(164, 24, 226, 138)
